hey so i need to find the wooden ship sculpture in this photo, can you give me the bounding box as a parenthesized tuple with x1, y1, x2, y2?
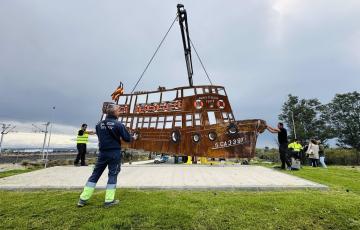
(101, 4, 267, 160)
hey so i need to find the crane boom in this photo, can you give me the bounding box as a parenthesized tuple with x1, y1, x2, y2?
(177, 4, 194, 87)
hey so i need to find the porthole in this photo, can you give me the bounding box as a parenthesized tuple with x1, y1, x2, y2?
(171, 130, 181, 143)
(192, 133, 201, 143)
(208, 132, 217, 141)
(227, 123, 238, 137)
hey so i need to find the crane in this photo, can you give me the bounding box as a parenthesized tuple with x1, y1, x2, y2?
(177, 4, 194, 87)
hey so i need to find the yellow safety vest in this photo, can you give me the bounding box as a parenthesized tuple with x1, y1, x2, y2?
(288, 142, 303, 152)
(77, 131, 89, 144)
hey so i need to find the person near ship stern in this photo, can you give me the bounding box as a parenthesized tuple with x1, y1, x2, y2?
(267, 122, 292, 170)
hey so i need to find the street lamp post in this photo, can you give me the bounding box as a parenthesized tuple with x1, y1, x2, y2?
(0, 124, 16, 154)
(290, 111, 297, 139)
(45, 106, 56, 168)
(41, 122, 50, 160)
(32, 123, 50, 160)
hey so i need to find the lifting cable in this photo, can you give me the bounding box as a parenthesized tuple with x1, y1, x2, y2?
(131, 15, 178, 93)
(190, 39, 213, 85)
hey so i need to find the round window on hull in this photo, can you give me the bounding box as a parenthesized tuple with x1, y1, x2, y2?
(208, 132, 217, 141)
(227, 123, 238, 137)
(171, 130, 181, 143)
(192, 133, 201, 143)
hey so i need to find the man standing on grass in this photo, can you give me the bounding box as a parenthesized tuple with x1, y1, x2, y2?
(267, 122, 292, 170)
(74, 124, 96, 166)
(77, 103, 136, 207)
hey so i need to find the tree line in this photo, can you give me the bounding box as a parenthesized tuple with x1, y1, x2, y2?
(279, 91, 360, 163)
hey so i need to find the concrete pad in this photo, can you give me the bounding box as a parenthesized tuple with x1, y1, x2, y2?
(0, 165, 327, 191)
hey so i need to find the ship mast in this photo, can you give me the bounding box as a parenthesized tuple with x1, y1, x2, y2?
(177, 4, 194, 87)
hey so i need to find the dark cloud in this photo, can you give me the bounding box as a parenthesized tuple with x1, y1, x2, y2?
(1, 1, 360, 147)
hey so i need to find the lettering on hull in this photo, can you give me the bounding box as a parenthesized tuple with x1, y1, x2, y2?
(212, 137, 247, 150)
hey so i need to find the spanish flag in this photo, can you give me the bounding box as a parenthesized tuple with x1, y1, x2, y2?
(111, 83, 124, 101)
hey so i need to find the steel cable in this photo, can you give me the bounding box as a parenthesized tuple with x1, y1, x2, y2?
(131, 15, 178, 93)
(190, 39, 213, 85)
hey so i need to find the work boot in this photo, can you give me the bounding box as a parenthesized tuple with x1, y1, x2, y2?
(104, 200, 119, 208)
(77, 199, 87, 207)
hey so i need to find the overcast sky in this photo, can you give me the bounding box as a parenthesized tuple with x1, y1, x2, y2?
(1, 0, 360, 148)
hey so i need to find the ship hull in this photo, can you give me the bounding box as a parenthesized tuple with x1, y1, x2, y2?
(123, 119, 266, 158)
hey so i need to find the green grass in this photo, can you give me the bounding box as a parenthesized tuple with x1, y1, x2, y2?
(285, 166, 360, 194)
(0, 168, 38, 179)
(253, 162, 360, 194)
(1, 166, 360, 229)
